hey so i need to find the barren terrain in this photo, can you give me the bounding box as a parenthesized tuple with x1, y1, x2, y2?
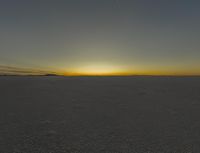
(0, 76, 200, 153)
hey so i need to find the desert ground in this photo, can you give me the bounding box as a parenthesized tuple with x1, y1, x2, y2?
(0, 76, 200, 153)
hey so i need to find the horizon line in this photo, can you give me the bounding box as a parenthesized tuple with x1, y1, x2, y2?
(1, 74, 200, 77)
(1, 65, 200, 77)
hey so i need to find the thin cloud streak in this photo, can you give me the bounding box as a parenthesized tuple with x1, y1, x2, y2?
(0, 65, 58, 75)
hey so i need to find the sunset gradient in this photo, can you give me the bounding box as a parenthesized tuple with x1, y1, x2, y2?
(0, 0, 200, 76)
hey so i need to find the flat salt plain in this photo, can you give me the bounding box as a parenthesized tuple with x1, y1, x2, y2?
(0, 76, 200, 153)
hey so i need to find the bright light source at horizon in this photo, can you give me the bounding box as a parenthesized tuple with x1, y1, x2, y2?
(65, 64, 132, 76)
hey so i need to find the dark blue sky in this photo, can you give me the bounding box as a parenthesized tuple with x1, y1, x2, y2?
(0, 0, 200, 75)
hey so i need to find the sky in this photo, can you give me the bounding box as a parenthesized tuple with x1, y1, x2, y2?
(0, 0, 200, 75)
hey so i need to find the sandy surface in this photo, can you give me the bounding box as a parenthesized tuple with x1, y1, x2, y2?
(0, 76, 200, 153)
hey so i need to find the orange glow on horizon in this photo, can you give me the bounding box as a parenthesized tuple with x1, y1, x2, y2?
(61, 69, 200, 77)
(62, 65, 133, 76)
(42, 63, 200, 76)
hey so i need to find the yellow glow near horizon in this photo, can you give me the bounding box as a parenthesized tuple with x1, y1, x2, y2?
(63, 64, 133, 76)
(58, 62, 200, 76)
(61, 64, 200, 76)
